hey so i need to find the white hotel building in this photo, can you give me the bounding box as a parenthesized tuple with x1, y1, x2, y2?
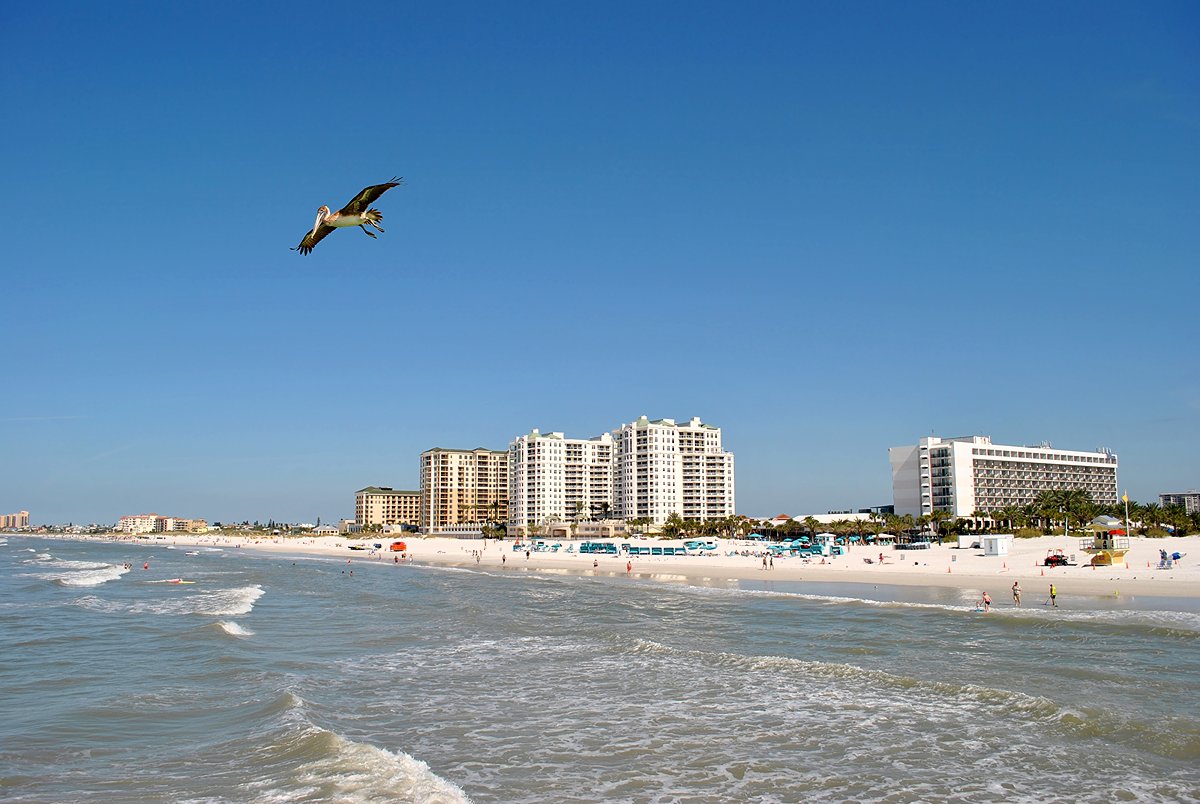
(890, 435, 1119, 518)
(508, 416, 735, 528)
(508, 430, 615, 526)
(613, 416, 735, 523)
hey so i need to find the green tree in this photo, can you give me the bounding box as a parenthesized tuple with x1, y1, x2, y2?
(661, 513, 686, 539)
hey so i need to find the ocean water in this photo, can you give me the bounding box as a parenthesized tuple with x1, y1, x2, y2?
(1, 535, 1198, 803)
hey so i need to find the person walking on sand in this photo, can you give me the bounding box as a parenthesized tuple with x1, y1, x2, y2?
(1049, 583, 1057, 607)
(981, 591, 992, 612)
(1011, 581, 1022, 607)
(626, 561, 632, 573)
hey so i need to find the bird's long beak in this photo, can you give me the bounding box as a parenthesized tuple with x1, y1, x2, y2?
(312, 207, 328, 235)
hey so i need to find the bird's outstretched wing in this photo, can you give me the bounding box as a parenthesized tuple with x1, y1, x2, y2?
(339, 176, 404, 215)
(291, 223, 336, 255)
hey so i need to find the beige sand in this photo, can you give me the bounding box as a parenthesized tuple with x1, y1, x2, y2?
(92, 530, 1200, 600)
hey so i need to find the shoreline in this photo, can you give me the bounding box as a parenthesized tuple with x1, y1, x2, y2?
(12, 530, 1197, 603)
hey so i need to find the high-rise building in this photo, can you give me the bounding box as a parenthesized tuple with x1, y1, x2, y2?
(612, 416, 735, 524)
(419, 448, 509, 531)
(677, 416, 736, 522)
(508, 429, 615, 527)
(0, 510, 30, 529)
(1159, 491, 1200, 515)
(355, 487, 421, 527)
(889, 435, 1119, 518)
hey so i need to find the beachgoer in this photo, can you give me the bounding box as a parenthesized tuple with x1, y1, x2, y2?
(626, 561, 632, 573)
(981, 591, 991, 612)
(593, 559, 598, 568)
(1049, 583, 1057, 607)
(879, 552, 884, 564)
(769, 555, 774, 569)
(762, 555, 768, 570)
(1012, 581, 1021, 607)
(525, 550, 530, 560)
(502, 554, 506, 565)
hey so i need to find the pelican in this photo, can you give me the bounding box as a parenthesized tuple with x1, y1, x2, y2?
(292, 177, 403, 255)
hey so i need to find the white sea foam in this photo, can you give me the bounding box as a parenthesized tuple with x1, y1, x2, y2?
(264, 728, 471, 804)
(217, 621, 254, 637)
(74, 584, 265, 617)
(56, 564, 130, 587)
(26, 560, 130, 587)
(669, 582, 1200, 633)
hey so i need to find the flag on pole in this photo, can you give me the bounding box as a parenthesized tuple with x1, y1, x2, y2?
(1122, 491, 1129, 504)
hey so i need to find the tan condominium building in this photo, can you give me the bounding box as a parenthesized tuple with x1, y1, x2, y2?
(1, 510, 30, 529)
(420, 448, 509, 531)
(355, 487, 422, 527)
(890, 435, 1119, 518)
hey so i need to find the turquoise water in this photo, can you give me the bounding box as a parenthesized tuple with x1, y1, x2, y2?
(1, 534, 1198, 803)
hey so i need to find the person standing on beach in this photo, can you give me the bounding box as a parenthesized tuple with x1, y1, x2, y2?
(1049, 583, 1057, 606)
(1011, 581, 1021, 607)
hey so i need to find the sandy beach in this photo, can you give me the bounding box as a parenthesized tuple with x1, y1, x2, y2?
(64, 531, 1200, 600)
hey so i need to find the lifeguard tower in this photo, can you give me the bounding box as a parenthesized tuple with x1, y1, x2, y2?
(1081, 517, 1130, 566)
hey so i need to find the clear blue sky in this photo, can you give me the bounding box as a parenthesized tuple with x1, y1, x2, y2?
(2, 2, 1196, 525)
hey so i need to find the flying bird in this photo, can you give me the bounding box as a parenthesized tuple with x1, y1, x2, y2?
(292, 177, 403, 255)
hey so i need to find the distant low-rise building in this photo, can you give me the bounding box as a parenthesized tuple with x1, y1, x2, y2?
(115, 514, 205, 534)
(116, 514, 161, 534)
(1159, 491, 1200, 515)
(355, 487, 421, 527)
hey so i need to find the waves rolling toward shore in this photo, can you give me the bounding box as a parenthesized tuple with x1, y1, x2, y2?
(1, 535, 1198, 802)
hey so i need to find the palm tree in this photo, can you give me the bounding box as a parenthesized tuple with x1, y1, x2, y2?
(661, 513, 685, 539)
(1140, 502, 1162, 534)
(928, 510, 951, 543)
